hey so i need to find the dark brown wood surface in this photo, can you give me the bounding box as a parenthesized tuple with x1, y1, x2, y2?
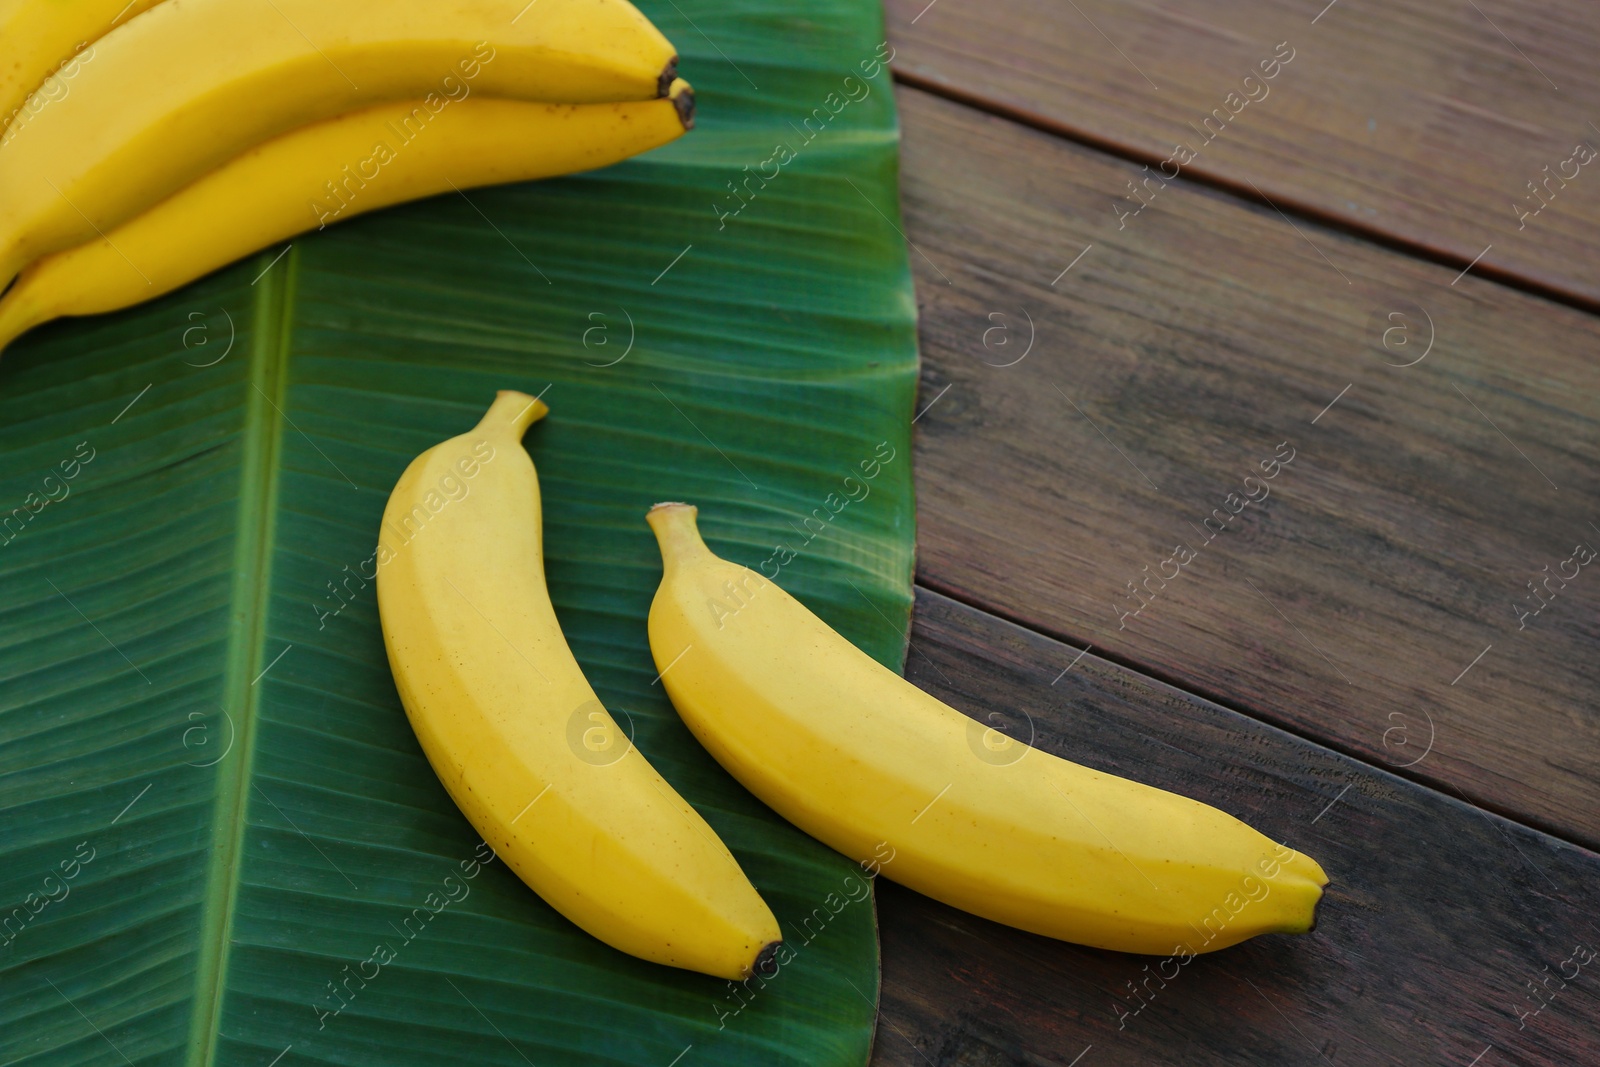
(872, 8, 1600, 1055)
(885, 0, 1600, 309)
(893, 84, 1600, 850)
(870, 589, 1600, 1067)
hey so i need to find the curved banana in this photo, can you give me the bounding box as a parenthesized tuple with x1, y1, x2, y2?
(0, 85, 693, 352)
(378, 394, 781, 981)
(0, 0, 679, 287)
(645, 503, 1329, 956)
(0, 0, 164, 135)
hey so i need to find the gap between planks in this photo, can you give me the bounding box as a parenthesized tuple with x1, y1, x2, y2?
(909, 576, 1592, 854)
(889, 67, 1600, 318)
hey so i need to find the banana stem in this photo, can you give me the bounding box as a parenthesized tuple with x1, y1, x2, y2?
(479, 389, 549, 438)
(647, 501, 712, 566)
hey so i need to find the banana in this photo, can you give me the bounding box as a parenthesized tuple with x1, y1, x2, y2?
(378, 394, 781, 981)
(0, 0, 165, 135)
(0, 0, 680, 288)
(0, 85, 693, 353)
(645, 503, 1329, 956)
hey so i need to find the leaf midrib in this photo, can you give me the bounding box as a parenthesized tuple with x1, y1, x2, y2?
(184, 247, 297, 1067)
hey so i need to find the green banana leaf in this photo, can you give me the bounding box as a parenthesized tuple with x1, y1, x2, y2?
(0, 0, 918, 1062)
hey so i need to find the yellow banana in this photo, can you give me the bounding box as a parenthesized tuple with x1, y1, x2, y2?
(0, 0, 164, 135)
(378, 395, 781, 981)
(0, 0, 679, 288)
(0, 85, 693, 352)
(645, 503, 1329, 956)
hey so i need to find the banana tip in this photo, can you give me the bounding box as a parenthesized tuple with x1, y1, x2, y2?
(749, 940, 783, 978)
(1306, 878, 1329, 933)
(656, 56, 680, 98)
(669, 80, 696, 130)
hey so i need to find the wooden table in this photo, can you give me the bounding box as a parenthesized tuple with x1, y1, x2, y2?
(873, 2, 1600, 1063)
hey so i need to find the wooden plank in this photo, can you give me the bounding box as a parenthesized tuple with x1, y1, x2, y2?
(871, 588, 1600, 1067)
(895, 86, 1600, 846)
(885, 0, 1600, 308)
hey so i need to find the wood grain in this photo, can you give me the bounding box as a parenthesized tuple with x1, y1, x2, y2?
(885, 0, 1600, 308)
(895, 86, 1600, 846)
(870, 588, 1600, 1067)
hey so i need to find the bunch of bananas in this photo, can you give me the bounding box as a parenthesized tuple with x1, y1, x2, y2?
(380, 393, 1327, 979)
(0, 0, 694, 351)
